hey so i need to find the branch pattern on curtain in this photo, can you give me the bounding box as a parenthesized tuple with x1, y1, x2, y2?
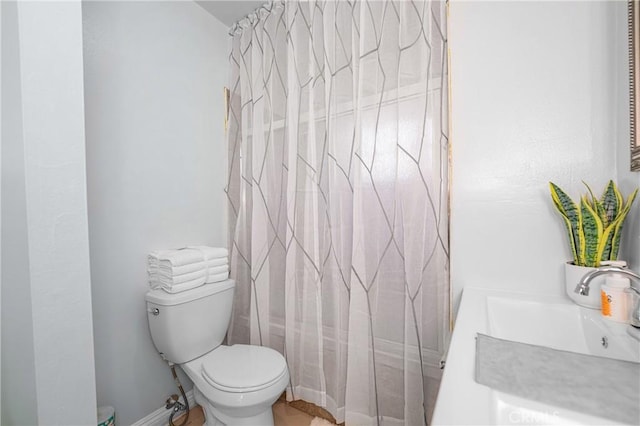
(226, 1, 449, 424)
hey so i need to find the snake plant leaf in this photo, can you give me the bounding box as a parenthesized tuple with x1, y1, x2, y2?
(614, 182, 624, 211)
(610, 188, 639, 260)
(549, 182, 581, 264)
(598, 222, 616, 262)
(581, 196, 603, 267)
(583, 181, 607, 226)
(601, 180, 621, 225)
(556, 211, 580, 265)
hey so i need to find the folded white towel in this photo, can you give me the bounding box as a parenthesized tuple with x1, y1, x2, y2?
(149, 269, 204, 286)
(148, 264, 229, 285)
(155, 257, 228, 276)
(148, 246, 229, 268)
(147, 246, 230, 293)
(151, 271, 230, 293)
(205, 271, 229, 284)
(149, 276, 203, 293)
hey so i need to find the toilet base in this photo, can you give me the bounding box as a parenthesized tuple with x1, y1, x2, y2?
(194, 387, 275, 426)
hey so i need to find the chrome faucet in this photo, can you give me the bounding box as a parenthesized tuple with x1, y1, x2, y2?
(575, 266, 640, 296)
(575, 266, 640, 328)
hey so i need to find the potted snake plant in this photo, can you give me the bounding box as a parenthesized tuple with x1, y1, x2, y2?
(549, 180, 637, 308)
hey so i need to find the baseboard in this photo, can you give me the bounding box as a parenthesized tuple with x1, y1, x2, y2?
(131, 390, 196, 426)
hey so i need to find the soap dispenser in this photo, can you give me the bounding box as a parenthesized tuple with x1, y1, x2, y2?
(601, 274, 630, 323)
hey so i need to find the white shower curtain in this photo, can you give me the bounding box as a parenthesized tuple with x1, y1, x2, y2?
(226, 1, 449, 424)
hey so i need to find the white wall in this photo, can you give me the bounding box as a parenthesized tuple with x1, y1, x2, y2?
(449, 1, 623, 310)
(1, 2, 39, 423)
(1, 1, 97, 424)
(82, 2, 229, 423)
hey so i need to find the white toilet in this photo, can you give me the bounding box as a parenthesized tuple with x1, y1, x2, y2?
(145, 279, 289, 426)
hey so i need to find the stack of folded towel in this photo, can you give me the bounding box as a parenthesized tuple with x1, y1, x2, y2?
(148, 246, 229, 293)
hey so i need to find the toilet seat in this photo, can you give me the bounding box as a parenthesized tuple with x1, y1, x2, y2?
(181, 344, 290, 424)
(200, 345, 288, 393)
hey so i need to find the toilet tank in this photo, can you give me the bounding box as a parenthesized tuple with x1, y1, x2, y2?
(145, 279, 235, 364)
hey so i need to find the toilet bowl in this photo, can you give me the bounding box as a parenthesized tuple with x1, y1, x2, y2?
(183, 345, 288, 425)
(145, 280, 289, 425)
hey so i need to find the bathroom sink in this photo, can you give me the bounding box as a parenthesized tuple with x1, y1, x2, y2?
(487, 296, 640, 362)
(432, 288, 640, 426)
(485, 295, 640, 425)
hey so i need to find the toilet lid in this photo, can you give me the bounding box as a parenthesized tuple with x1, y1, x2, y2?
(201, 345, 288, 393)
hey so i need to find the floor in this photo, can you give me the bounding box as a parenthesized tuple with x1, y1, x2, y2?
(173, 401, 330, 426)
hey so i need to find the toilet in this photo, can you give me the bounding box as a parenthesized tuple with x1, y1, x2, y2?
(145, 279, 289, 426)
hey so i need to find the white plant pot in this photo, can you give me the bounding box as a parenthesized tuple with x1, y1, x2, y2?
(564, 262, 605, 309)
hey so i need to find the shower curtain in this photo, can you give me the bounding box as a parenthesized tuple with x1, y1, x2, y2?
(226, 1, 449, 424)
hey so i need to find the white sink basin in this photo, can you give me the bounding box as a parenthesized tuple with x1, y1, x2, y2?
(432, 288, 640, 426)
(487, 296, 640, 362)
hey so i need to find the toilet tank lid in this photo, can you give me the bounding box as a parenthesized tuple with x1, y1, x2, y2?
(145, 279, 235, 306)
